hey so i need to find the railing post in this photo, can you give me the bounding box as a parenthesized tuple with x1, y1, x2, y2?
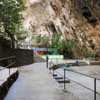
(64, 69, 66, 90)
(9, 68, 10, 76)
(46, 56, 48, 68)
(94, 78, 96, 100)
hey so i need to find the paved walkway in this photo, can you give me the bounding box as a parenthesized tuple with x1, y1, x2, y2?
(4, 63, 78, 100)
(4, 62, 100, 100)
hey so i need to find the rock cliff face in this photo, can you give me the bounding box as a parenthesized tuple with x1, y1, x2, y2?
(24, 0, 100, 58)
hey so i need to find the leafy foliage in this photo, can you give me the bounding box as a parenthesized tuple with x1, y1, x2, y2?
(64, 40, 76, 50)
(32, 34, 49, 46)
(32, 32, 76, 58)
(50, 32, 62, 49)
(83, 51, 95, 59)
(0, 0, 25, 47)
(50, 32, 76, 51)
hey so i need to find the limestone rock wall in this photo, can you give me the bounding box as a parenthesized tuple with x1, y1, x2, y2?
(24, 0, 100, 59)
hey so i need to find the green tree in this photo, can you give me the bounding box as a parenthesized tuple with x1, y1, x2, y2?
(83, 50, 95, 59)
(0, 0, 25, 48)
(34, 35, 49, 46)
(64, 40, 76, 51)
(50, 32, 62, 49)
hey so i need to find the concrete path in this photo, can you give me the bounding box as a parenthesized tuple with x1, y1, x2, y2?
(4, 62, 100, 100)
(4, 63, 78, 100)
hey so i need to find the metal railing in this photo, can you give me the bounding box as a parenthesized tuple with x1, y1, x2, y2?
(46, 57, 100, 100)
(0, 56, 16, 76)
(64, 68, 100, 100)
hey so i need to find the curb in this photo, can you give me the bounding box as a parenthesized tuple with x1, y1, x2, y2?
(0, 71, 19, 100)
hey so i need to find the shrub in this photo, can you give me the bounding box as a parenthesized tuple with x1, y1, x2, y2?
(83, 51, 95, 59)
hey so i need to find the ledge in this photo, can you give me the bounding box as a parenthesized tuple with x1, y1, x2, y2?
(0, 71, 19, 100)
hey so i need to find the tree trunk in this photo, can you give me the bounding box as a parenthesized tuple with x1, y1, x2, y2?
(9, 33, 15, 48)
(4, 29, 15, 48)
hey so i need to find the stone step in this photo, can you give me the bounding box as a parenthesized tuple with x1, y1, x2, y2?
(57, 79, 70, 84)
(53, 74, 57, 77)
(54, 76, 63, 80)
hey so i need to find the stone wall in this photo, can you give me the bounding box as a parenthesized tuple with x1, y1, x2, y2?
(14, 49, 34, 67)
(0, 41, 34, 67)
(0, 38, 13, 58)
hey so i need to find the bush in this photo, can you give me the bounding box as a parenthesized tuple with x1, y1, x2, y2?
(83, 51, 95, 59)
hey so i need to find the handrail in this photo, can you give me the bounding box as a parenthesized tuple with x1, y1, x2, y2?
(0, 62, 16, 70)
(0, 56, 16, 69)
(65, 68, 100, 80)
(56, 69, 100, 94)
(0, 56, 16, 77)
(64, 68, 99, 100)
(48, 59, 99, 100)
(6, 62, 16, 68)
(0, 56, 16, 61)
